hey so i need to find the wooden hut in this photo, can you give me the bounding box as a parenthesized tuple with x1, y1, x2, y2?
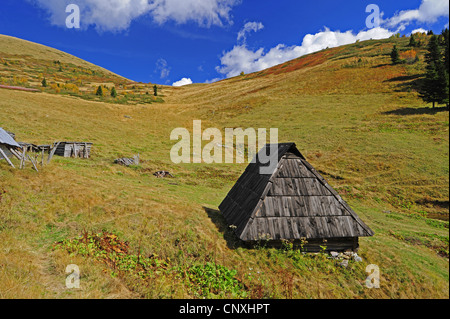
(51, 141, 92, 158)
(219, 143, 374, 252)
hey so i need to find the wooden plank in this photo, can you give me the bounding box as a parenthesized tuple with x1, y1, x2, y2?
(243, 218, 256, 241)
(267, 217, 275, 239)
(290, 217, 300, 238)
(325, 217, 338, 238)
(0, 147, 15, 168)
(255, 202, 265, 218)
(272, 217, 281, 240)
(281, 218, 291, 239)
(47, 142, 60, 163)
(9, 148, 22, 161)
(20, 147, 26, 169)
(27, 155, 38, 172)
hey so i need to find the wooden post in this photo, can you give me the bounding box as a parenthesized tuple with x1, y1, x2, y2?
(47, 142, 60, 163)
(20, 147, 26, 169)
(0, 147, 15, 168)
(27, 154, 38, 172)
(9, 148, 22, 161)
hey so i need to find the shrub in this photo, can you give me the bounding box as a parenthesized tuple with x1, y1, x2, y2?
(63, 83, 79, 94)
(400, 49, 419, 64)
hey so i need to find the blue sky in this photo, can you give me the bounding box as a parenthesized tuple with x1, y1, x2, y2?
(0, 0, 448, 86)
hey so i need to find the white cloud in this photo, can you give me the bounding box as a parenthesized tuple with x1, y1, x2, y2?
(156, 58, 170, 79)
(149, 0, 240, 27)
(411, 28, 428, 34)
(173, 78, 193, 86)
(384, 0, 449, 30)
(204, 77, 223, 84)
(32, 0, 240, 31)
(237, 21, 264, 43)
(216, 27, 393, 78)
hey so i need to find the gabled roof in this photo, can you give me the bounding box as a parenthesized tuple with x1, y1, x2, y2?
(219, 143, 374, 242)
(0, 127, 20, 148)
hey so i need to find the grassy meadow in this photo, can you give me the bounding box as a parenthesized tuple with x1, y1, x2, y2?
(0, 34, 448, 299)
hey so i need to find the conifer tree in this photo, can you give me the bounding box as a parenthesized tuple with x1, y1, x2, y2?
(408, 34, 417, 47)
(442, 28, 449, 107)
(111, 87, 117, 98)
(96, 85, 103, 96)
(442, 28, 449, 71)
(390, 45, 401, 64)
(419, 35, 448, 108)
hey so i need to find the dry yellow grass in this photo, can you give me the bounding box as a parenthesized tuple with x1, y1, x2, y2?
(0, 34, 124, 79)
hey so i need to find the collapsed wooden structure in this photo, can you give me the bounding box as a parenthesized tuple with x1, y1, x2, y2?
(0, 127, 92, 171)
(0, 128, 22, 168)
(219, 143, 374, 252)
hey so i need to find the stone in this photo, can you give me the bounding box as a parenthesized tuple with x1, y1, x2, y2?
(344, 251, 353, 256)
(330, 251, 339, 258)
(339, 260, 349, 267)
(354, 256, 363, 262)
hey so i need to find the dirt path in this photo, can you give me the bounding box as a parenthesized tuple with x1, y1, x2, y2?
(0, 84, 39, 92)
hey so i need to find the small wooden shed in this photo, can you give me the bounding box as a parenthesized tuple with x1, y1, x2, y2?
(51, 141, 92, 158)
(219, 143, 374, 252)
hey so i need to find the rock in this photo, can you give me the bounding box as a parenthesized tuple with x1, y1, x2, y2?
(339, 260, 349, 268)
(354, 256, 363, 262)
(344, 251, 353, 256)
(114, 154, 140, 166)
(330, 251, 339, 258)
(153, 171, 174, 178)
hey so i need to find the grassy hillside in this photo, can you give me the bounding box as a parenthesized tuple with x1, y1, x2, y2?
(0, 34, 448, 299)
(0, 34, 165, 105)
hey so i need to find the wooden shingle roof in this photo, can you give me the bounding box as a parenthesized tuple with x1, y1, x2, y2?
(219, 143, 374, 242)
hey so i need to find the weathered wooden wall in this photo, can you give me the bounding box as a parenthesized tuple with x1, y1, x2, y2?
(53, 142, 92, 158)
(244, 237, 359, 252)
